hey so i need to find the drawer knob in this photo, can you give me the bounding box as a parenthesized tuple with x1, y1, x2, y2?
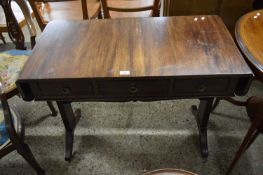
(129, 86, 138, 93)
(62, 87, 71, 94)
(197, 85, 206, 92)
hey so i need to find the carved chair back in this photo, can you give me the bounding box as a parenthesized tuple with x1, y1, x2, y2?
(28, 0, 99, 31)
(0, 0, 36, 49)
(100, 0, 160, 18)
(0, 0, 57, 113)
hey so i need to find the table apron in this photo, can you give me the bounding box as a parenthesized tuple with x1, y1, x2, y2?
(16, 76, 252, 102)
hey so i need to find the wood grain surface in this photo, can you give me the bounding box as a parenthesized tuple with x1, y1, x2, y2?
(19, 16, 252, 80)
(236, 9, 263, 80)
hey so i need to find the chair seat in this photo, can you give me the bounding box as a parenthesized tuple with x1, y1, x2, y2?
(36, 0, 101, 23)
(0, 50, 31, 93)
(107, 0, 154, 18)
(0, 104, 20, 149)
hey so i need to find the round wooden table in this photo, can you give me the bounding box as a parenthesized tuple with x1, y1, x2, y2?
(224, 10, 263, 175)
(235, 9, 263, 81)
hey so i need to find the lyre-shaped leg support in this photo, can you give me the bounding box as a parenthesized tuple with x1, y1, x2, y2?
(56, 101, 81, 161)
(191, 98, 214, 158)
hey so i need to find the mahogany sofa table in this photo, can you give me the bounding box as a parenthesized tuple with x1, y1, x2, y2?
(16, 16, 253, 161)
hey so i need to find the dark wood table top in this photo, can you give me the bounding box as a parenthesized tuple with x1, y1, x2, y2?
(19, 16, 252, 80)
(235, 10, 263, 81)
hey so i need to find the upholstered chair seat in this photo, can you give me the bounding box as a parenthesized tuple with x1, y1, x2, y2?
(0, 50, 31, 93)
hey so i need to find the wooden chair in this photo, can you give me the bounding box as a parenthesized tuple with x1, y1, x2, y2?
(28, 0, 101, 31)
(0, 0, 34, 43)
(0, 81, 44, 174)
(0, 0, 57, 115)
(225, 96, 263, 175)
(101, 0, 160, 18)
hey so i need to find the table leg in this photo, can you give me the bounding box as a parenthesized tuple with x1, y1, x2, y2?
(191, 98, 214, 158)
(56, 101, 81, 161)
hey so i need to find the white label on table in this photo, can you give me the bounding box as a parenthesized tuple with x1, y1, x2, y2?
(120, 70, 130, 75)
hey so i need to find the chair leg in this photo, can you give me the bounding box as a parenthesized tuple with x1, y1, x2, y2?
(17, 143, 45, 175)
(47, 101, 57, 116)
(244, 130, 260, 151)
(0, 32, 6, 44)
(225, 114, 262, 175)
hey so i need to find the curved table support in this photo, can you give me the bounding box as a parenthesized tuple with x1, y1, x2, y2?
(56, 102, 81, 161)
(56, 98, 214, 160)
(191, 98, 214, 158)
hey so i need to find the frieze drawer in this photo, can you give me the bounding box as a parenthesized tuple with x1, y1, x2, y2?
(172, 78, 231, 95)
(97, 79, 170, 96)
(37, 81, 94, 96)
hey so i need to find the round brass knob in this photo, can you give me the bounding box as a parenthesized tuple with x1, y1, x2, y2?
(129, 86, 138, 93)
(197, 85, 206, 92)
(62, 87, 71, 94)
